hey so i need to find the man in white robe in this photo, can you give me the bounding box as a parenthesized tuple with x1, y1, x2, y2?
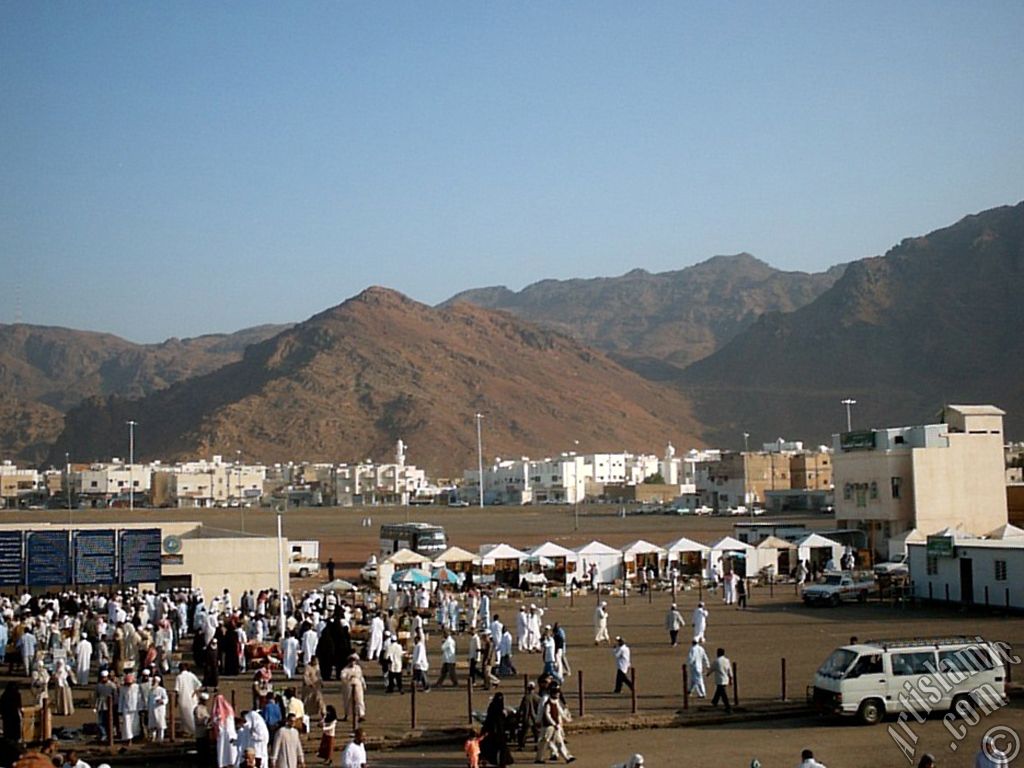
(174, 662, 203, 736)
(692, 602, 709, 643)
(282, 633, 299, 679)
(243, 709, 270, 767)
(75, 634, 93, 686)
(687, 639, 710, 698)
(119, 675, 142, 742)
(593, 602, 610, 645)
(367, 614, 384, 661)
(301, 625, 318, 667)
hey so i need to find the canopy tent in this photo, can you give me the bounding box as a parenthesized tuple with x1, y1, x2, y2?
(755, 535, 797, 578)
(434, 545, 478, 576)
(887, 528, 926, 560)
(796, 533, 844, 571)
(574, 540, 623, 585)
(322, 579, 358, 593)
(479, 543, 528, 587)
(392, 569, 431, 585)
(621, 539, 667, 578)
(708, 535, 755, 577)
(526, 541, 578, 584)
(377, 547, 431, 592)
(431, 566, 460, 584)
(664, 536, 709, 576)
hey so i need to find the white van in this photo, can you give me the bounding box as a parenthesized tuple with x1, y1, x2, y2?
(813, 637, 1007, 724)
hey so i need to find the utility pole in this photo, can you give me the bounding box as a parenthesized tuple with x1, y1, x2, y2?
(127, 420, 138, 511)
(475, 413, 485, 509)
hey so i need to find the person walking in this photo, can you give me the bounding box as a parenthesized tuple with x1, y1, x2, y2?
(411, 630, 430, 692)
(665, 604, 685, 646)
(270, 713, 305, 768)
(692, 602, 708, 643)
(710, 647, 733, 714)
(736, 577, 747, 610)
(384, 635, 403, 694)
(593, 602, 610, 646)
(687, 640, 710, 698)
(479, 692, 514, 768)
(535, 684, 575, 764)
(612, 637, 633, 694)
(435, 631, 459, 688)
(339, 728, 367, 768)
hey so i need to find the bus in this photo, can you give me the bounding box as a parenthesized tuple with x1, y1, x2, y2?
(379, 522, 448, 557)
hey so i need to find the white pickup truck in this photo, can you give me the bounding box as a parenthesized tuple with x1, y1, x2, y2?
(802, 572, 875, 606)
(288, 540, 321, 578)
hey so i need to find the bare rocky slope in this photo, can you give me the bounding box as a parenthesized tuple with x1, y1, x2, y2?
(48, 289, 704, 474)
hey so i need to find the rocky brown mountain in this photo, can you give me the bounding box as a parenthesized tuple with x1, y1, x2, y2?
(444, 254, 844, 373)
(48, 288, 704, 474)
(679, 201, 1024, 446)
(0, 323, 289, 463)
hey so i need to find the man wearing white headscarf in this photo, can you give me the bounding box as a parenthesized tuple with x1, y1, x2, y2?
(75, 633, 93, 686)
(241, 709, 270, 767)
(593, 602, 610, 645)
(175, 662, 203, 736)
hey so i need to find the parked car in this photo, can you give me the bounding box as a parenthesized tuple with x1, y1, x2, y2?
(802, 572, 876, 606)
(873, 554, 909, 577)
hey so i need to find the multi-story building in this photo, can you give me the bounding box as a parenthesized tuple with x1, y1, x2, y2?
(697, 451, 793, 511)
(832, 404, 1008, 560)
(0, 462, 40, 508)
(76, 461, 152, 506)
(334, 440, 431, 506)
(790, 450, 833, 490)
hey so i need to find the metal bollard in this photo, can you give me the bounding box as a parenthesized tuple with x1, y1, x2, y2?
(467, 674, 474, 724)
(169, 690, 176, 742)
(1006, 588, 1011, 610)
(945, 583, 950, 602)
(985, 585, 990, 607)
(682, 665, 689, 710)
(523, 673, 529, 692)
(781, 658, 787, 701)
(578, 669, 585, 717)
(352, 684, 359, 728)
(769, 578, 774, 598)
(630, 667, 637, 714)
(231, 688, 236, 711)
(732, 662, 739, 708)
(570, 582, 575, 608)
(107, 705, 114, 748)
(411, 679, 417, 729)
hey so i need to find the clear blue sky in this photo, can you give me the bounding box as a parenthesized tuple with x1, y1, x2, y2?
(2, 2, 1022, 342)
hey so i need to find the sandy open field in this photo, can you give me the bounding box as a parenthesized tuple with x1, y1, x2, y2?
(6, 505, 1024, 767)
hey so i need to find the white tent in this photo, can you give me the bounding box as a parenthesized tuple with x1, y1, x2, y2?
(796, 533, 844, 570)
(434, 545, 478, 579)
(621, 539, 667, 578)
(574, 540, 623, 584)
(708, 535, 755, 577)
(755, 535, 797, 578)
(526, 542, 579, 583)
(378, 548, 430, 592)
(479, 543, 528, 586)
(887, 528, 926, 560)
(664, 536, 709, 575)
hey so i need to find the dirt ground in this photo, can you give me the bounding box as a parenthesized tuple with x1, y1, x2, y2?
(8, 505, 1024, 767)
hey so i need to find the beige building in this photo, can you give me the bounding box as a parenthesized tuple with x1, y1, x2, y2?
(833, 405, 1008, 559)
(698, 452, 792, 511)
(790, 451, 832, 490)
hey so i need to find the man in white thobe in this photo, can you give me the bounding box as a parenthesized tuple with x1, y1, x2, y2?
(282, 633, 299, 679)
(340, 728, 367, 768)
(367, 614, 384, 661)
(301, 625, 318, 667)
(516, 607, 529, 652)
(594, 602, 610, 645)
(243, 709, 270, 767)
(692, 602, 708, 643)
(119, 675, 142, 742)
(174, 662, 203, 736)
(75, 635, 93, 686)
(687, 640, 710, 698)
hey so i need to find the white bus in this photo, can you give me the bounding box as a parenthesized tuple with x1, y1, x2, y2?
(813, 636, 1007, 724)
(379, 522, 448, 558)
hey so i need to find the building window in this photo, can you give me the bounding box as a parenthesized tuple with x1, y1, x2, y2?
(926, 556, 938, 575)
(995, 560, 1007, 581)
(90, 481, 98, 488)
(891, 477, 902, 499)
(856, 485, 867, 508)
(843, 483, 852, 501)
(870, 482, 878, 500)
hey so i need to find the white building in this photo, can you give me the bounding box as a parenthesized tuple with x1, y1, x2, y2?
(833, 405, 1008, 560)
(77, 460, 152, 505)
(334, 440, 430, 506)
(908, 525, 1024, 609)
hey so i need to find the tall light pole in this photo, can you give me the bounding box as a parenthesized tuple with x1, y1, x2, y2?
(126, 420, 138, 511)
(475, 413, 485, 509)
(65, 452, 72, 524)
(573, 439, 580, 531)
(276, 504, 287, 640)
(236, 450, 245, 533)
(841, 399, 857, 432)
(742, 432, 750, 515)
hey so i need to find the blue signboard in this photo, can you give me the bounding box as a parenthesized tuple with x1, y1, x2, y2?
(0, 532, 22, 586)
(26, 530, 70, 586)
(73, 529, 117, 585)
(119, 528, 161, 584)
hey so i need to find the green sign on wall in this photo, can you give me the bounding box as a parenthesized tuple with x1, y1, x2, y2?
(926, 535, 954, 557)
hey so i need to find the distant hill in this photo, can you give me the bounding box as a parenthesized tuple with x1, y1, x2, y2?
(0, 323, 290, 463)
(48, 288, 704, 474)
(444, 254, 845, 373)
(680, 201, 1024, 446)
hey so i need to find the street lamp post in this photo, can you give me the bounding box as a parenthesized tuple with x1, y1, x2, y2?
(126, 420, 138, 511)
(841, 399, 857, 432)
(475, 413, 485, 509)
(276, 505, 287, 640)
(742, 433, 751, 520)
(65, 452, 72, 524)
(236, 450, 245, 533)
